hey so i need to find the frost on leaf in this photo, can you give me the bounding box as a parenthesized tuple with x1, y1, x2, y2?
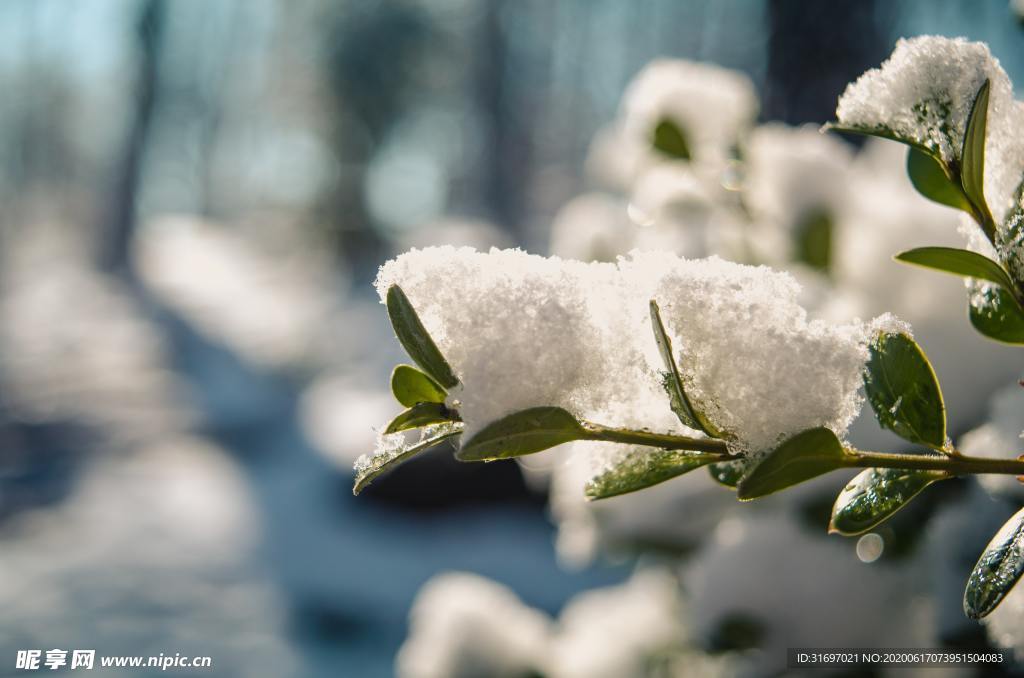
(834, 36, 1024, 224)
(585, 446, 721, 500)
(352, 422, 462, 495)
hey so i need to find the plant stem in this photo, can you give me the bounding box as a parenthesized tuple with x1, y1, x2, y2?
(581, 422, 736, 455)
(846, 449, 1024, 476)
(581, 421, 1024, 477)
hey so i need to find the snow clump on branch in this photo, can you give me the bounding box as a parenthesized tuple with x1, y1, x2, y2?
(835, 36, 1024, 223)
(375, 247, 904, 453)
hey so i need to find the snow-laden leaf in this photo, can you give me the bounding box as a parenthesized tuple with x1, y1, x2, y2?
(895, 247, 1017, 291)
(965, 506, 1024, 619)
(649, 299, 723, 438)
(651, 118, 691, 160)
(456, 407, 588, 461)
(736, 427, 849, 500)
(863, 331, 947, 450)
(969, 281, 1024, 345)
(353, 423, 463, 495)
(906, 147, 972, 212)
(386, 285, 459, 389)
(962, 79, 995, 231)
(384, 402, 455, 434)
(391, 364, 447, 407)
(829, 467, 948, 536)
(585, 448, 722, 500)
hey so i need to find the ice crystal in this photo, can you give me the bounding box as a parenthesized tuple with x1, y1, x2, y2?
(353, 422, 463, 493)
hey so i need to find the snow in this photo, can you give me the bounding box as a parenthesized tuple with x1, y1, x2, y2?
(744, 123, 853, 252)
(835, 36, 1024, 224)
(620, 251, 874, 452)
(621, 59, 758, 168)
(0, 438, 296, 676)
(375, 247, 622, 438)
(0, 223, 194, 442)
(135, 215, 347, 370)
(299, 377, 398, 467)
(586, 60, 757, 193)
(398, 569, 737, 678)
(687, 513, 935, 671)
(815, 137, 1024, 450)
(377, 247, 884, 452)
(549, 193, 636, 263)
(547, 569, 689, 678)
(395, 572, 552, 678)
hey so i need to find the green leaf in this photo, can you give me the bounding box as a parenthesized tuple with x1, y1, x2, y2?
(353, 423, 463, 495)
(456, 407, 588, 461)
(649, 300, 722, 437)
(651, 118, 691, 161)
(708, 459, 748, 488)
(969, 282, 1024, 345)
(962, 79, 994, 228)
(895, 246, 1017, 291)
(964, 506, 1024, 619)
(829, 467, 948, 536)
(384, 402, 454, 434)
(391, 364, 447, 407)
(736, 427, 850, 500)
(386, 285, 459, 389)
(794, 209, 833, 274)
(585, 448, 722, 500)
(906, 147, 972, 212)
(863, 331, 947, 450)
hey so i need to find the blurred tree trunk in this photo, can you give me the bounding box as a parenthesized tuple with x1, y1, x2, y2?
(100, 0, 165, 274)
(763, 0, 891, 126)
(472, 0, 530, 244)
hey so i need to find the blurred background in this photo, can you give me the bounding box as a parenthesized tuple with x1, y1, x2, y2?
(3, 1, 1024, 676)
